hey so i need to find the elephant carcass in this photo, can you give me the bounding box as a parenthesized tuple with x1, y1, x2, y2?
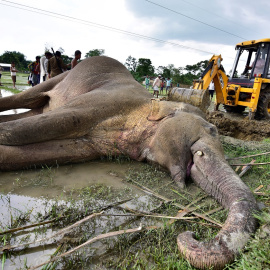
(0, 56, 258, 269)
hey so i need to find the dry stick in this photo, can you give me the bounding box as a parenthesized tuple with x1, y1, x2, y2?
(100, 213, 197, 220)
(29, 224, 151, 270)
(127, 179, 223, 227)
(204, 206, 223, 216)
(167, 195, 207, 225)
(239, 159, 256, 177)
(230, 161, 270, 166)
(120, 200, 220, 228)
(0, 198, 131, 237)
(1, 212, 102, 252)
(235, 166, 241, 173)
(0, 218, 57, 236)
(253, 185, 264, 193)
(226, 151, 270, 160)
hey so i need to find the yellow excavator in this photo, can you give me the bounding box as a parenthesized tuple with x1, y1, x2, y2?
(168, 38, 270, 120)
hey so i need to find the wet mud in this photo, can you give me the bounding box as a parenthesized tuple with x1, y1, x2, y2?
(207, 103, 270, 142)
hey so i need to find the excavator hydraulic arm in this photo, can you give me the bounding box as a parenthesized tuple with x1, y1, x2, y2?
(168, 55, 228, 112)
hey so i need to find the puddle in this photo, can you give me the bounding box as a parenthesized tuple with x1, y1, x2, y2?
(0, 89, 30, 115)
(0, 160, 163, 269)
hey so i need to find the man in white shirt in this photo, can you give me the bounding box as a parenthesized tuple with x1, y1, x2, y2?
(152, 74, 162, 98)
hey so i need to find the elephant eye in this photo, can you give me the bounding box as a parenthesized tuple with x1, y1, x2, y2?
(209, 126, 217, 136)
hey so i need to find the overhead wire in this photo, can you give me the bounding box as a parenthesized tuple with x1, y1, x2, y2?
(145, 0, 248, 40)
(177, 0, 250, 31)
(0, 0, 220, 56)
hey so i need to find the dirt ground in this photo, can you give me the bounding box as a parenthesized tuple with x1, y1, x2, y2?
(206, 104, 270, 142)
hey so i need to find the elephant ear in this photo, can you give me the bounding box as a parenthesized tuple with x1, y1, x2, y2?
(147, 100, 175, 121)
(147, 100, 205, 121)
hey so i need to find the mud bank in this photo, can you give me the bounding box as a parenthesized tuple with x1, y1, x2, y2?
(207, 111, 270, 141)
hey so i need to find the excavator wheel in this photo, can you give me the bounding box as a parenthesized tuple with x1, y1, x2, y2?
(256, 90, 270, 119)
(223, 105, 246, 114)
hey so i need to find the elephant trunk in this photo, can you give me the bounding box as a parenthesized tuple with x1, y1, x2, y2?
(177, 141, 258, 270)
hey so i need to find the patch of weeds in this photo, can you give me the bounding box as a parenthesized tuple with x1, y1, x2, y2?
(102, 224, 198, 269)
(101, 153, 131, 164)
(9, 210, 32, 229)
(30, 165, 55, 186)
(227, 211, 270, 269)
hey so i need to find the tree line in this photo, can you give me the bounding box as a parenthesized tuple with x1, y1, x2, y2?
(0, 49, 209, 85)
(125, 55, 208, 85)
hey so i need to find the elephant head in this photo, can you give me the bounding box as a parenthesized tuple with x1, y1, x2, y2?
(144, 101, 258, 269)
(0, 56, 258, 269)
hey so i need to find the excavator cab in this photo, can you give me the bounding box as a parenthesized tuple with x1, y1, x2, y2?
(230, 40, 270, 85)
(225, 39, 270, 118)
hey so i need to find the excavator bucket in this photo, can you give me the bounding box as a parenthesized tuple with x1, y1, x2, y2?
(168, 87, 210, 112)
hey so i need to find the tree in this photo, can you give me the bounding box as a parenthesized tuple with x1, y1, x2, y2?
(162, 68, 171, 78)
(185, 60, 208, 76)
(61, 54, 73, 67)
(85, 49, 105, 58)
(135, 58, 155, 78)
(125, 56, 137, 73)
(0, 51, 30, 71)
(156, 66, 165, 76)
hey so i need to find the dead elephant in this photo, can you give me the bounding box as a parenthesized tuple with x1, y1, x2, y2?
(0, 56, 258, 269)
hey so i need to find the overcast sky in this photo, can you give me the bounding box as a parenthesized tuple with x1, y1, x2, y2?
(1, 0, 269, 72)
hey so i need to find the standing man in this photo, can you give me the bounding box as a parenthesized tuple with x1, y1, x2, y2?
(208, 80, 215, 101)
(71, 50, 82, 69)
(10, 62, 18, 89)
(166, 77, 172, 94)
(145, 75, 150, 90)
(152, 74, 162, 98)
(48, 51, 68, 78)
(28, 56, 41, 86)
(40, 52, 52, 82)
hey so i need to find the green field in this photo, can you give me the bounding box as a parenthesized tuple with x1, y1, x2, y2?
(0, 71, 29, 93)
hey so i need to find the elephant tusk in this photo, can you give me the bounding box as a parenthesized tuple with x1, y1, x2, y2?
(196, 150, 203, 156)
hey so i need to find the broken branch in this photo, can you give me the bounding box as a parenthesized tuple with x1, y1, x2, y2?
(226, 151, 270, 160)
(29, 224, 150, 270)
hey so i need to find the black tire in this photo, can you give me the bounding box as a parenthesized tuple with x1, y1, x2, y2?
(223, 105, 246, 113)
(256, 91, 270, 119)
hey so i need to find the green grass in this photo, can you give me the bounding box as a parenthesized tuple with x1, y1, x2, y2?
(0, 71, 29, 92)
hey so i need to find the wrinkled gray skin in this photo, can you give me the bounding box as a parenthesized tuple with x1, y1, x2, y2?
(0, 56, 258, 269)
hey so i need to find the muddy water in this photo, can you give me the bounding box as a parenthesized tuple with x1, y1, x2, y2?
(0, 89, 30, 115)
(0, 161, 162, 269)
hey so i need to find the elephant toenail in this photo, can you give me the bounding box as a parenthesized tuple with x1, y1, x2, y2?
(196, 151, 203, 156)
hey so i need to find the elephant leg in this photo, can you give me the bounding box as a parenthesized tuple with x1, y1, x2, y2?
(0, 89, 144, 146)
(0, 72, 68, 112)
(0, 107, 90, 145)
(0, 139, 100, 170)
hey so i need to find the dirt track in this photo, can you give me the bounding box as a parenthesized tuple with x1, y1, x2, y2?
(207, 110, 270, 142)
